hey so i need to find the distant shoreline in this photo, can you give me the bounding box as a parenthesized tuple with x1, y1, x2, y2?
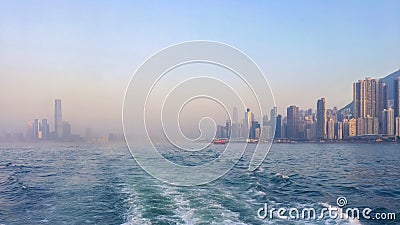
(0, 139, 398, 145)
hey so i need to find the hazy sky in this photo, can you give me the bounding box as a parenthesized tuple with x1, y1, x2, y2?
(1, 0, 399, 135)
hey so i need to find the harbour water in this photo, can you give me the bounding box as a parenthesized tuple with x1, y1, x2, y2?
(0, 143, 398, 224)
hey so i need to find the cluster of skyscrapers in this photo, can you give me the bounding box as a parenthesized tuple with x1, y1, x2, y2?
(1, 98, 123, 143)
(25, 99, 77, 141)
(216, 76, 400, 142)
(352, 77, 400, 137)
(215, 107, 272, 142)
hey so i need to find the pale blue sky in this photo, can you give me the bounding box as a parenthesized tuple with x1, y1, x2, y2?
(1, 1, 399, 134)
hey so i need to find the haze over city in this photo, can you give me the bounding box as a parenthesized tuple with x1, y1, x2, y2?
(1, 2, 400, 224)
(1, 1, 400, 136)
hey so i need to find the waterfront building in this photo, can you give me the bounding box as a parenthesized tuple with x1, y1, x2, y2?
(316, 98, 327, 139)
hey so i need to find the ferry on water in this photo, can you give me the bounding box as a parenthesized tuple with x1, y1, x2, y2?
(212, 138, 228, 144)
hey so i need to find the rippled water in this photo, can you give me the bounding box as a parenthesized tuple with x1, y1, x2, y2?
(0, 143, 398, 225)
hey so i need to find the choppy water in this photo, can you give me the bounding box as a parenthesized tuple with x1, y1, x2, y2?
(0, 143, 399, 225)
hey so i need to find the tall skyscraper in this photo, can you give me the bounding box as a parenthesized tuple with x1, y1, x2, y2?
(55, 99, 62, 139)
(286, 105, 298, 139)
(244, 108, 254, 138)
(316, 98, 327, 139)
(33, 119, 40, 140)
(275, 114, 282, 139)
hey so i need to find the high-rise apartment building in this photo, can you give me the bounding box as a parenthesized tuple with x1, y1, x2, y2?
(335, 122, 343, 140)
(353, 78, 387, 118)
(357, 116, 379, 135)
(382, 108, 394, 135)
(327, 118, 335, 140)
(353, 78, 386, 135)
(342, 119, 350, 138)
(275, 115, 282, 139)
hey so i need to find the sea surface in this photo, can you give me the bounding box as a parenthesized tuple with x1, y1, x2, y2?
(0, 143, 399, 225)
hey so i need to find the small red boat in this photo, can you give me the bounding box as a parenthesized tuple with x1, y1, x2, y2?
(212, 138, 227, 144)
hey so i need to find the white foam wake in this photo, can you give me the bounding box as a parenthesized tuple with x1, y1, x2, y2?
(121, 186, 152, 225)
(320, 202, 363, 225)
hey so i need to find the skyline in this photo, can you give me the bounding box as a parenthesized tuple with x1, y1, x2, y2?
(1, 69, 400, 137)
(1, 1, 400, 134)
(214, 74, 400, 142)
(2, 70, 400, 142)
(2, 98, 123, 142)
